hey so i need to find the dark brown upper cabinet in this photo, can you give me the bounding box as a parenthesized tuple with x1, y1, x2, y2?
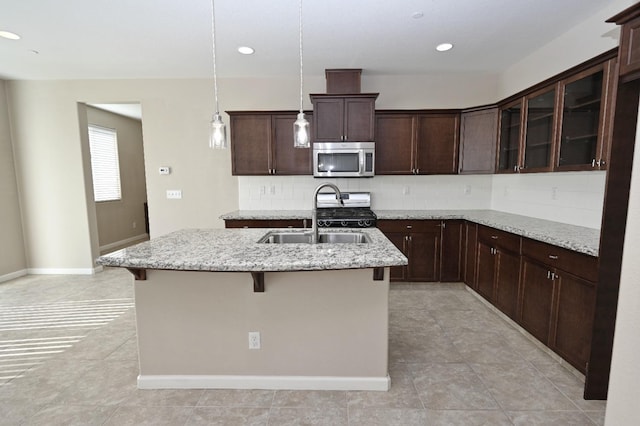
(309, 94, 378, 142)
(497, 53, 617, 174)
(555, 60, 617, 171)
(522, 86, 559, 172)
(375, 111, 459, 175)
(497, 99, 524, 173)
(459, 107, 499, 174)
(229, 111, 312, 176)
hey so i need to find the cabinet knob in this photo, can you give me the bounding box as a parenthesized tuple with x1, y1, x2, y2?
(491, 235, 498, 240)
(548, 255, 559, 260)
(406, 225, 412, 229)
(547, 270, 551, 279)
(591, 159, 596, 168)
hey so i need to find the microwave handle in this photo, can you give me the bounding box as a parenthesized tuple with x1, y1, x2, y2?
(359, 150, 364, 174)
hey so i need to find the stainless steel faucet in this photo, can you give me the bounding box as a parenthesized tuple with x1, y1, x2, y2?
(311, 183, 343, 244)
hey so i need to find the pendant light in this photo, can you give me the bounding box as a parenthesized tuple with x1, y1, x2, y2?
(293, 0, 310, 148)
(209, 0, 227, 149)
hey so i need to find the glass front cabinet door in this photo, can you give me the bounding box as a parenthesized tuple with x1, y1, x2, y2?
(523, 87, 558, 172)
(497, 99, 524, 173)
(556, 60, 616, 171)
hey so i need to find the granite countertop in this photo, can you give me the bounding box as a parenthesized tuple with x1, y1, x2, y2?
(221, 209, 600, 256)
(96, 228, 408, 272)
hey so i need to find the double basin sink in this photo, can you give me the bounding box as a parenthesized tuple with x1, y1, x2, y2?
(258, 231, 370, 244)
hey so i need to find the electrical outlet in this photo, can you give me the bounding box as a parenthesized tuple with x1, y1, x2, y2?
(464, 185, 471, 195)
(166, 190, 182, 199)
(402, 186, 410, 195)
(269, 185, 276, 195)
(260, 186, 266, 195)
(132, 221, 137, 229)
(248, 331, 261, 349)
(159, 166, 171, 175)
(551, 186, 558, 200)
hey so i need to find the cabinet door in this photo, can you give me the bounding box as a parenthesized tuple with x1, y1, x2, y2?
(375, 113, 415, 174)
(384, 231, 407, 281)
(556, 65, 606, 171)
(494, 249, 521, 320)
(312, 98, 344, 141)
(440, 220, 462, 282)
(463, 222, 478, 288)
(272, 114, 312, 175)
(415, 114, 460, 174)
(497, 99, 523, 173)
(476, 241, 496, 302)
(230, 114, 272, 175)
(344, 97, 375, 141)
(550, 271, 596, 373)
(407, 228, 441, 282)
(523, 87, 558, 172)
(519, 257, 555, 343)
(459, 108, 499, 174)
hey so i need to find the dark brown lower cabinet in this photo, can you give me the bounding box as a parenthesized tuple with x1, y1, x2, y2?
(551, 271, 597, 371)
(224, 219, 308, 228)
(462, 222, 478, 287)
(520, 257, 556, 343)
(519, 238, 597, 373)
(377, 220, 442, 282)
(440, 220, 463, 282)
(474, 225, 522, 320)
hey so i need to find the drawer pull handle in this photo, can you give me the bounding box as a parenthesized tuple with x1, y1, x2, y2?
(548, 255, 559, 260)
(491, 236, 499, 239)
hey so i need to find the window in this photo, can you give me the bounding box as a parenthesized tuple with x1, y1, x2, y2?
(88, 125, 121, 202)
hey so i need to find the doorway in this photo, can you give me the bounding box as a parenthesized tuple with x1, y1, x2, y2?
(82, 102, 149, 254)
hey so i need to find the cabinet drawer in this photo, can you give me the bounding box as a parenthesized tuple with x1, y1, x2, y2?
(377, 220, 441, 233)
(522, 238, 598, 281)
(477, 225, 521, 253)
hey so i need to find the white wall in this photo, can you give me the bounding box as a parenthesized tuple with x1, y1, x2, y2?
(498, 0, 635, 98)
(604, 103, 640, 426)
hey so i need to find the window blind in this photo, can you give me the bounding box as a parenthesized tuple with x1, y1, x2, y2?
(88, 125, 122, 202)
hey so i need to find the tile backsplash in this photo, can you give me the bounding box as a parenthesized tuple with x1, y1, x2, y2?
(238, 171, 606, 229)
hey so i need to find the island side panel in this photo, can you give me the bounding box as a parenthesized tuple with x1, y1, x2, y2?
(134, 268, 389, 387)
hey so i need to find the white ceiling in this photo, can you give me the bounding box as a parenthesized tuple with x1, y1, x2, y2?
(0, 0, 614, 80)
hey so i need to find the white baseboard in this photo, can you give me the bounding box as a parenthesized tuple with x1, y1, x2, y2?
(27, 267, 102, 275)
(0, 269, 28, 283)
(137, 374, 390, 391)
(100, 233, 149, 253)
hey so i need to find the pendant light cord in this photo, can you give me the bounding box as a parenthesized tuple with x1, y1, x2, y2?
(210, 0, 220, 115)
(299, 0, 304, 114)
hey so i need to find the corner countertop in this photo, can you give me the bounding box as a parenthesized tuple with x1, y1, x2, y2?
(221, 209, 600, 256)
(96, 228, 408, 272)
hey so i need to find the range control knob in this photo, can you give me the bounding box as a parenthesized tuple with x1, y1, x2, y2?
(341, 221, 349, 227)
(317, 220, 326, 227)
(358, 220, 365, 227)
(364, 220, 371, 227)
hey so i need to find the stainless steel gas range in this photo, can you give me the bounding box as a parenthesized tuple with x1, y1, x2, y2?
(315, 192, 377, 228)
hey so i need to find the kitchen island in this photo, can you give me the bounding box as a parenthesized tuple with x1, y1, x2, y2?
(97, 227, 407, 391)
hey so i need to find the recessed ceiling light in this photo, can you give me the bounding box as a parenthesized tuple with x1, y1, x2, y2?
(412, 12, 424, 19)
(0, 30, 21, 40)
(237, 46, 255, 55)
(436, 43, 454, 52)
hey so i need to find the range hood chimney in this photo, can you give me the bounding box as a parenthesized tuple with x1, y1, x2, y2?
(325, 69, 362, 94)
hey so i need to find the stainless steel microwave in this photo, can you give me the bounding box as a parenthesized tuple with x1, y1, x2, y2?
(313, 142, 375, 177)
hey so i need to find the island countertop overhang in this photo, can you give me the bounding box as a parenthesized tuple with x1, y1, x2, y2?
(96, 228, 408, 272)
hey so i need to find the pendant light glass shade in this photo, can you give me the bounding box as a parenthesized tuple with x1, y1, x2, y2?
(209, 0, 226, 149)
(293, 112, 310, 148)
(294, 0, 310, 148)
(209, 113, 227, 149)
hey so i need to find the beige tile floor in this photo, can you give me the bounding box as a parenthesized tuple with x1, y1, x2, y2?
(0, 268, 606, 425)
